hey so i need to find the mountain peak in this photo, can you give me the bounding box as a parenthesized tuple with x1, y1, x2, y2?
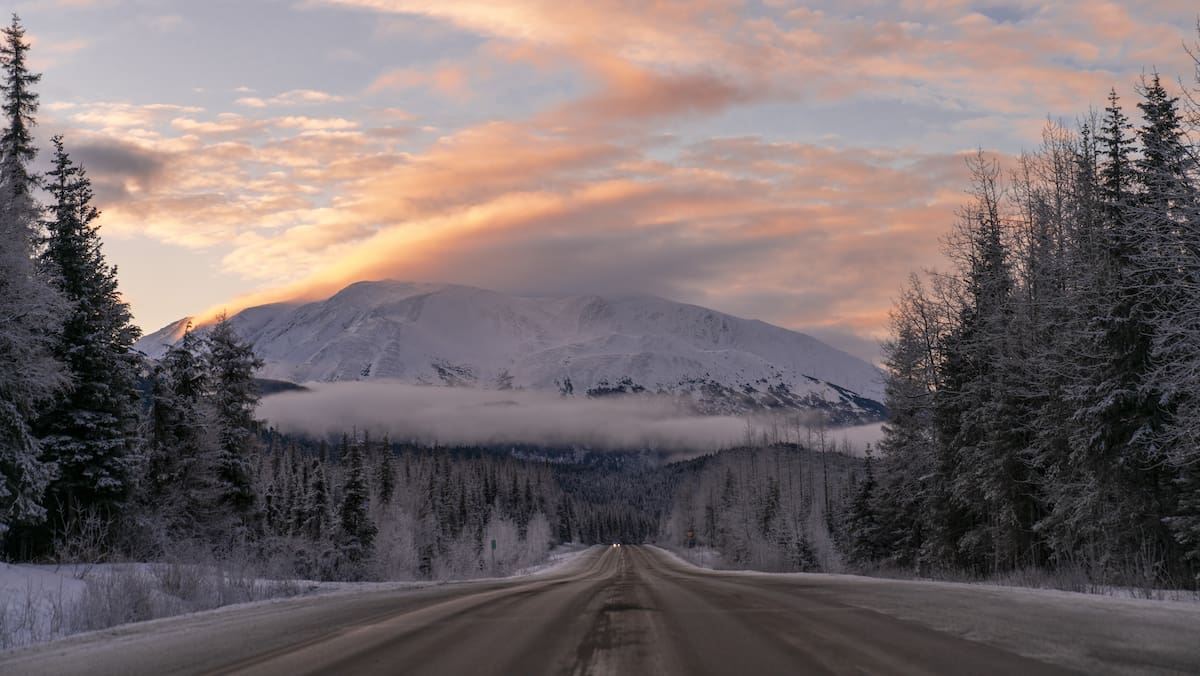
(135, 280, 885, 422)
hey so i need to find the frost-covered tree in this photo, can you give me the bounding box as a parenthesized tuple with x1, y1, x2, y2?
(375, 440, 395, 505)
(303, 458, 332, 542)
(338, 437, 376, 565)
(1132, 73, 1200, 572)
(0, 13, 63, 542)
(874, 275, 944, 568)
(0, 13, 38, 201)
(142, 326, 223, 546)
(870, 64, 1200, 584)
(205, 314, 264, 538)
(845, 448, 882, 565)
(35, 136, 142, 547)
(930, 153, 1024, 572)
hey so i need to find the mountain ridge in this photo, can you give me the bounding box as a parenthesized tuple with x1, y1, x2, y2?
(136, 281, 886, 423)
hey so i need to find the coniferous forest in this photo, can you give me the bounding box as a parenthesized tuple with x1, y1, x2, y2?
(1, 9, 1199, 607)
(854, 71, 1200, 587)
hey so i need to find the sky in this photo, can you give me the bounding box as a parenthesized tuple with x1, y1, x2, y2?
(20, 0, 1200, 362)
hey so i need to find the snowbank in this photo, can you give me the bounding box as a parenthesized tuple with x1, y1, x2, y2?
(0, 545, 594, 653)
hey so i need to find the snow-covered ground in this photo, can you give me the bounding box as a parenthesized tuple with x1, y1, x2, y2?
(0, 545, 593, 652)
(652, 545, 1200, 674)
(656, 545, 1200, 603)
(0, 561, 303, 650)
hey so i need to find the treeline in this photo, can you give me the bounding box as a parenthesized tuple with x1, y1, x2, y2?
(1, 15, 148, 560)
(851, 50, 1200, 587)
(661, 444, 860, 572)
(249, 436, 556, 580)
(0, 14, 283, 566)
(249, 436, 680, 579)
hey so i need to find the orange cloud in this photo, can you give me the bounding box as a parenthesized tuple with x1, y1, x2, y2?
(181, 117, 973, 339)
(369, 64, 471, 98)
(61, 0, 1200, 351)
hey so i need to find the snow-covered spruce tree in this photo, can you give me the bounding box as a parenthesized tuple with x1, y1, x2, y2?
(303, 457, 332, 542)
(1159, 40, 1200, 577)
(35, 136, 142, 554)
(871, 71, 1200, 583)
(142, 325, 223, 548)
(289, 454, 310, 538)
(1131, 73, 1200, 575)
(845, 448, 882, 565)
(1042, 93, 1150, 576)
(375, 438, 395, 505)
(1030, 118, 1106, 569)
(873, 274, 943, 569)
(1006, 123, 1079, 565)
(1049, 78, 1191, 581)
(205, 313, 264, 542)
(338, 437, 376, 569)
(0, 13, 64, 547)
(930, 153, 1023, 573)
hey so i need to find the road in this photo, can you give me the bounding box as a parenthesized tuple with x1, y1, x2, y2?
(4, 545, 1199, 675)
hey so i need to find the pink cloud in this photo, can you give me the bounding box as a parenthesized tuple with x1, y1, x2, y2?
(369, 64, 471, 98)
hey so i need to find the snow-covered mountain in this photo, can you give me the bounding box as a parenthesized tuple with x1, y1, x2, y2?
(136, 281, 886, 423)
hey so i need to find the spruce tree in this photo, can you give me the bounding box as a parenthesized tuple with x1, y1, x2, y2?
(932, 153, 1017, 572)
(875, 276, 940, 568)
(1133, 74, 1200, 574)
(0, 14, 37, 196)
(1098, 89, 1136, 220)
(0, 13, 63, 544)
(1061, 89, 1158, 572)
(205, 314, 264, 538)
(144, 326, 221, 545)
(304, 458, 332, 542)
(36, 136, 142, 548)
(339, 438, 376, 563)
(846, 448, 882, 565)
(376, 439, 395, 505)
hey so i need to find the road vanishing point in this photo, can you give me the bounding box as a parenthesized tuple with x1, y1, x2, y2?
(4, 545, 1199, 675)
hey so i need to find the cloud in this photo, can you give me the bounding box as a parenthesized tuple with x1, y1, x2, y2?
(58, 0, 1200, 351)
(369, 64, 471, 98)
(258, 381, 750, 451)
(258, 381, 884, 454)
(66, 103, 204, 132)
(141, 14, 183, 32)
(190, 122, 969, 339)
(236, 89, 349, 108)
(67, 137, 169, 202)
(552, 60, 768, 124)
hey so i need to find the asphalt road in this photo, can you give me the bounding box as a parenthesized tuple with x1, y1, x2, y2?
(4, 545, 1199, 675)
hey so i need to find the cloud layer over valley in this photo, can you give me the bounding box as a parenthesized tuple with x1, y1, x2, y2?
(258, 381, 884, 455)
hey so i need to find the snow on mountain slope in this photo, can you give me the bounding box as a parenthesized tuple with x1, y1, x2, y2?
(137, 316, 194, 352)
(135, 281, 886, 422)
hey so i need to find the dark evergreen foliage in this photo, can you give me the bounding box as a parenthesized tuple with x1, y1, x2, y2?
(34, 137, 142, 553)
(0, 13, 39, 197)
(206, 313, 264, 537)
(871, 70, 1200, 587)
(0, 13, 64, 545)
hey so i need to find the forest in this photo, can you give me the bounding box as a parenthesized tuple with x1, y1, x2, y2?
(855, 60, 1200, 587)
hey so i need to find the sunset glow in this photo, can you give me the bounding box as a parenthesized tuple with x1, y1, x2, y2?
(26, 0, 1200, 359)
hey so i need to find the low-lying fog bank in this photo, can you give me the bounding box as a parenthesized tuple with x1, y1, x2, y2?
(257, 381, 884, 455)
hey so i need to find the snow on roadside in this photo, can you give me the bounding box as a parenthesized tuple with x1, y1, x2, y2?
(0, 545, 595, 653)
(510, 543, 593, 578)
(653, 545, 1200, 604)
(652, 546, 1200, 675)
(0, 563, 88, 649)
